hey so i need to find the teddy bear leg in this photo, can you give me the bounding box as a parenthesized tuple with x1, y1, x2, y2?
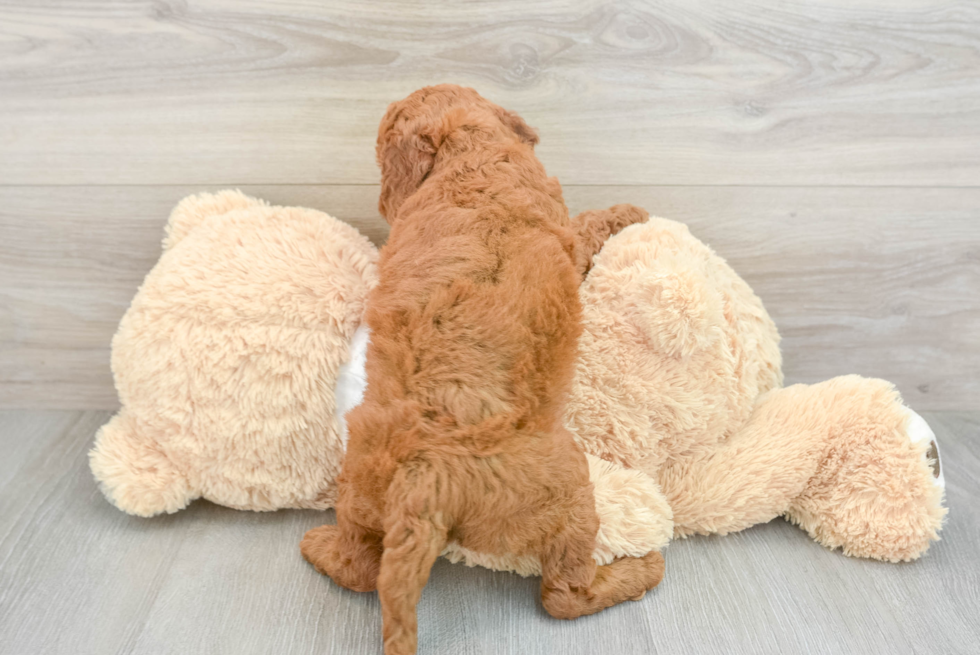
(661, 377, 946, 561)
(571, 204, 649, 277)
(784, 376, 947, 562)
(659, 383, 831, 539)
(88, 411, 197, 517)
(300, 520, 384, 593)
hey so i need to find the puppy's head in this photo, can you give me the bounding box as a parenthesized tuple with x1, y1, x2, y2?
(376, 84, 539, 221)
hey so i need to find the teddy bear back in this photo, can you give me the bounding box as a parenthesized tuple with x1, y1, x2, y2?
(91, 191, 379, 516)
(565, 216, 783, 476)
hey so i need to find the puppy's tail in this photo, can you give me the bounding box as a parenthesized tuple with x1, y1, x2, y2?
(378, 462, 450, 655)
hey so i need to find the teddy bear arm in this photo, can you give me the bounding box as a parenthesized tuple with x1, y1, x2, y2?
(89, 410, 198, 517)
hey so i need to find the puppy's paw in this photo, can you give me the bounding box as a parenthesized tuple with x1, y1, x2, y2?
(301, 523, 382, 592)
(300, 524, 342, 577)
(574, 203, 651, 276)
(604, 203, 649, 233)
(638, 550, 666, 591)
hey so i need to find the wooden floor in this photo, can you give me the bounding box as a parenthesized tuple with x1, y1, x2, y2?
(2, 2, 979, 654)
(0, 410, 977, 655)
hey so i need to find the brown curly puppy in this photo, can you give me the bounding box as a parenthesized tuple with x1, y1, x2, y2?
(301, 85, 661, 655)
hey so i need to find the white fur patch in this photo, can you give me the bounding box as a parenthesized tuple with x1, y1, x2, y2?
(334, 325, 370, 448)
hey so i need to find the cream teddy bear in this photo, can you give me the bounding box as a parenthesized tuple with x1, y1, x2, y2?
(88, 191, 670, 574)
(90, 191, 945, 572)
(89, 191, 376, 514)
(565, 216, 946, 562)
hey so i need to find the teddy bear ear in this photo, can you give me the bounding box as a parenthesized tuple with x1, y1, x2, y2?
(163, 189, 267, 251)
(625, 269, 723, 359)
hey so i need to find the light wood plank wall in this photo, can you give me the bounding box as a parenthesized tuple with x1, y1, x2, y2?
(1, 1, 978, 409)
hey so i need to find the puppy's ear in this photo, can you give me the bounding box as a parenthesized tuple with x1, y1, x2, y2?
(377, 103, 438, 222)
(495, 107, 539, 147)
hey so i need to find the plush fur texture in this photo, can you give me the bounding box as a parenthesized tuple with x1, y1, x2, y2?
(90, 192, 946, 568)
(91, 109, 945, 591)
(89, 190, 378, 516)
(566, 217, 947, 562)
(88, 191, 670, 571)
(299, 85, 661, 655)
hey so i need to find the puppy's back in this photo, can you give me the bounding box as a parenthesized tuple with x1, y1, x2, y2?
(365, 205, 581, 436)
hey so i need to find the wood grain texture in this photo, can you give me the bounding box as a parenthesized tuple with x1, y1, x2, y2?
(1, 410, 977, 655)
(2, 185, 977, 410)
(1, 0, 979, 186)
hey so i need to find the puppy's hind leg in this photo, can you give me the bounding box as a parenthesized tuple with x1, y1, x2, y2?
(300, 519, 384, 593)
(571, 204, 649, 277)
(539, 479, 665, 619)
(378, 464, 449, 655)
